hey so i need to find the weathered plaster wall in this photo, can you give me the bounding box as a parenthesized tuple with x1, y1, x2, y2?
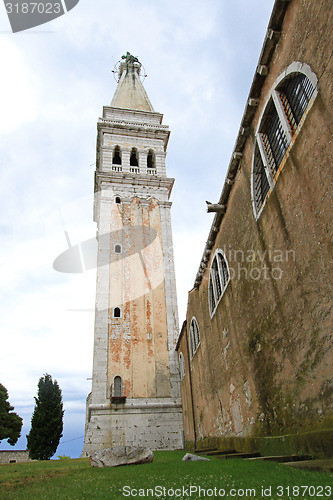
(178, 0, 333, 451)
(107, 197, 171, 399)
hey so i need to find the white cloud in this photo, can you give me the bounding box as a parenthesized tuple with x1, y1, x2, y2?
(0, 39, 40, 134)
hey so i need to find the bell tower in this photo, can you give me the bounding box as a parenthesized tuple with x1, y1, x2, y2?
(82, 54, 183, 456)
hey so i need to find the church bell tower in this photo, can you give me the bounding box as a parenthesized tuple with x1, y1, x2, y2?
(82, 54, 183, 456)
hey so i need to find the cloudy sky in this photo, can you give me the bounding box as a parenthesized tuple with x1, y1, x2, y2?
(0, 0, 274, 458)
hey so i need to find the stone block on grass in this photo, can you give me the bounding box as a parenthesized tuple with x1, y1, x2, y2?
(91, 446, 154, 467)
(182, 453, 210, 462)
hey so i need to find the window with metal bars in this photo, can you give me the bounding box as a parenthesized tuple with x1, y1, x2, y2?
(253, 144, 270, 214)
(189, 317, 200, 359)
(278, 74, 315, 133)
(179, 352, 185, 379)
(208, 250, 230, 317)
(209, 279, 216, 314)
(218, 252, 229, 287)
(252, 65, 317, 218)
(261, 99, 289, 174)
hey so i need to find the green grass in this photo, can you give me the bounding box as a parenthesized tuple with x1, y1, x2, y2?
(0, 451, 332, 499)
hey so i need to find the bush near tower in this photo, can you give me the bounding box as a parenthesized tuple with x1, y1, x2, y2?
(27, 374, 64, 460)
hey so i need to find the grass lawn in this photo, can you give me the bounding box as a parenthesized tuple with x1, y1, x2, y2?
(0, 450, 332, 499)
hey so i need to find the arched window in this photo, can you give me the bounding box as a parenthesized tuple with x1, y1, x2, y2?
(252, 63, 317, 218)
(189, 317, 200, 359)
(147, 149, 155, 169)
(114, 244, 122, 254)
(115, 196, 121, 204)
(208, 249, 230, 317)
(113, 376, 122, 397)
(112, 146, 122, 165)
(179, 352, 185, 380)
(130, 148, 138, 167)
(260, 98, 289, 175)
(253, 143, 270, 211)
(113, 307, 121, 318)
(278, 73, 316, 132)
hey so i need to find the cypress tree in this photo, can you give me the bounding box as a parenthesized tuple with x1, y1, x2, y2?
(0, 383, 23, 445)
(27, 374, 64, 460)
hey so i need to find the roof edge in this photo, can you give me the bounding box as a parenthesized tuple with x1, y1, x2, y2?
(193, 0, 291, 289)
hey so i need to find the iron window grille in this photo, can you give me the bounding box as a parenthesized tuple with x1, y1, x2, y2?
(252, 67, 316, 218)
(208, 249, 230, 318)
(261, 99, 289, 175)
(278, 74, 315, 132)
(253, 144, 270, 215)
(189, 317, 200, 359)
(179, 352, 185, 379)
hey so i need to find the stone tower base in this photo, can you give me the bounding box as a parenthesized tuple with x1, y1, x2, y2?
(81, 396, 183, 457)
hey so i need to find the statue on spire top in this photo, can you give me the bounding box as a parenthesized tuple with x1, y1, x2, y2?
(121, 51, 140, 65)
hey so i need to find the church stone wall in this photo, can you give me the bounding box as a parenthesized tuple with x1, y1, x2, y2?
(178, 0, 333, 456)
(0, 450, 31, 464)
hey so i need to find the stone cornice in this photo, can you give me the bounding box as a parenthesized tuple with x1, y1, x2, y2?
(159, 201, 173, 208)
(95, 171, 174, 196)
(98, 119, 170, 150)
(98, 118, 169, 132)
(103, 105, 164, 123)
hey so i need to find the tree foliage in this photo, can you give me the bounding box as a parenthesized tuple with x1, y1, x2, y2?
(27, 374, 64, 460)
(0, 383, 23, 445)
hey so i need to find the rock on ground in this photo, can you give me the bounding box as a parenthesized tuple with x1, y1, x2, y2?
(91, 446, 154, 467)
(182, 453, 210, 462)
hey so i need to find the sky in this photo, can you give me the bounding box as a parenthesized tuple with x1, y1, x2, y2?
(0, 0, 274, 458)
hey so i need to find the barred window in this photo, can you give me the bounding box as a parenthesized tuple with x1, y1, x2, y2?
(253, 144, 270, 214)
(261, 100, 289, 175)
(252, 64, 317, 218)
(179, 352, 185, 379)
(278, 74, 315, 132)
(209, 249, 230, 317)
(189, 317, 200, 359)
